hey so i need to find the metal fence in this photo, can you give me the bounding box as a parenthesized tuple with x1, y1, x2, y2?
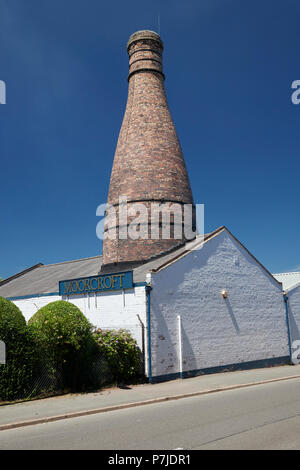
(0, 324, 145, 403)
(0, 349, 115, 403)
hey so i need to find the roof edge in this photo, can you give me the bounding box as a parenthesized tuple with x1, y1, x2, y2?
(42, 254, 102, 268)
(149, 225, 283, 288)
(150, 226, 226, 273)
(0, 263, 44, 288)
(286, 281, 300, 293)
(223, 227, 283, 287)
(273, 271, 300, 276)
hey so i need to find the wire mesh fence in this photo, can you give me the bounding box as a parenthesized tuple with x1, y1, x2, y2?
(0, 324, 144, 403)
(0, 349, 120, 403)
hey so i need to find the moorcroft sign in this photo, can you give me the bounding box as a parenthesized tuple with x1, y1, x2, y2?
(59, 271, 133, 296)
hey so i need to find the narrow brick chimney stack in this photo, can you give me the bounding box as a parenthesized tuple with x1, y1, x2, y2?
(102, 30, 194, 267)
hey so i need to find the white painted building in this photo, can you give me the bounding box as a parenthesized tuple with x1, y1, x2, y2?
(0, 226, 291, 382)
(148, 227, 290, 380)
(274, 271, 300, 361)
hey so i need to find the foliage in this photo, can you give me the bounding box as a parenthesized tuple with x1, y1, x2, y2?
(0, 296, 26, 336)
(93, 328, 141, 382)
(0, 299, 142, 400)
(28, 301, 96, 390)
(28, 300, 93, 357)
(0, 297, 40, 401)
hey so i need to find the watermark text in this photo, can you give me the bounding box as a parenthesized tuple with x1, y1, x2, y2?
(291, 80, 300, 105)
(0, 80, 6, 104)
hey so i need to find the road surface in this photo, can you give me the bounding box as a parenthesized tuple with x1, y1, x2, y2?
(1, 378, 300, 450)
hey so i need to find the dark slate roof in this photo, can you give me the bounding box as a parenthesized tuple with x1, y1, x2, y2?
(0, 229, 219, 299)
(0, 226, 281, 298)
(0, 256, 102, 298)
(0, 228, 225, 299)
(6, 226, 280, 298)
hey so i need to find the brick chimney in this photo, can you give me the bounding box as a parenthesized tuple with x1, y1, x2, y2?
(102, 30, 194, 268)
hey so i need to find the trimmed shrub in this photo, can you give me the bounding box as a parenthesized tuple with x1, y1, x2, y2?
(0, 297, 26, 333)
(0, 297, 39, 401)
(93, 328, 141, 383)
(28, 301, 96, 391)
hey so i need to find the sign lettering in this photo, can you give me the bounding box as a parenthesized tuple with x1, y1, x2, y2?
(59, 271, 132, 296)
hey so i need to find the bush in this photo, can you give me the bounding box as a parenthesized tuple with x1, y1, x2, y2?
(93, 328, 141, 383)
(28, 301, 96, 390)
(0, 299, 142, 399)
(0, 297, 39, 401)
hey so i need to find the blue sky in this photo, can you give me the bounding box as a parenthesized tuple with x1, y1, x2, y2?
(0, 0, 299, 279)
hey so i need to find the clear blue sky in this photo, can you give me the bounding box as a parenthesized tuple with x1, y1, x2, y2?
(0, 0, 299, 279)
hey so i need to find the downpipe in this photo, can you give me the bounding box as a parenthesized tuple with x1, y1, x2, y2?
(146, 275, 152, 383)
(283, 292, 292, 363)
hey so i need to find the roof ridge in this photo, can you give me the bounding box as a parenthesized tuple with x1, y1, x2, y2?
(136, 228, 222, 268)
(146, 225, 282, 287)
(41, 255, 102, 268)
(148, 226, 225, 273)
(223, 227, 282, 286)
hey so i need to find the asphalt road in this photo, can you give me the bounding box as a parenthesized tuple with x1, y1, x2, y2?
(1, 378, 300, 450)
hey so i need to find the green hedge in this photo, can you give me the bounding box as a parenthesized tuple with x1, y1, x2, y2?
(28, 300, 97, 390)
(0, 298, 142, 400)
(93, 328, 141, 383)
(0, 297, 39, 401)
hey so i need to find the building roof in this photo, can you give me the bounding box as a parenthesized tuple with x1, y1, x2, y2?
(273, 272, 300, 291)
(0, 226, 281, 299)
(0, 232, 215, 298)
(0, 256, 102, 298)
(132, 229, 220, 282)
(132, 226, 282, 287)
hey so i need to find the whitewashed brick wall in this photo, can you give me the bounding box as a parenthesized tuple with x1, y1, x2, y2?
(12, 286, 148, 371)
(149, 230, 290, 379)
(287, 285, 300, 347)
(13, 295, 61, 322)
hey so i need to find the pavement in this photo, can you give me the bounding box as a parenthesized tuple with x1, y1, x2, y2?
(1, 364, 300, 431)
